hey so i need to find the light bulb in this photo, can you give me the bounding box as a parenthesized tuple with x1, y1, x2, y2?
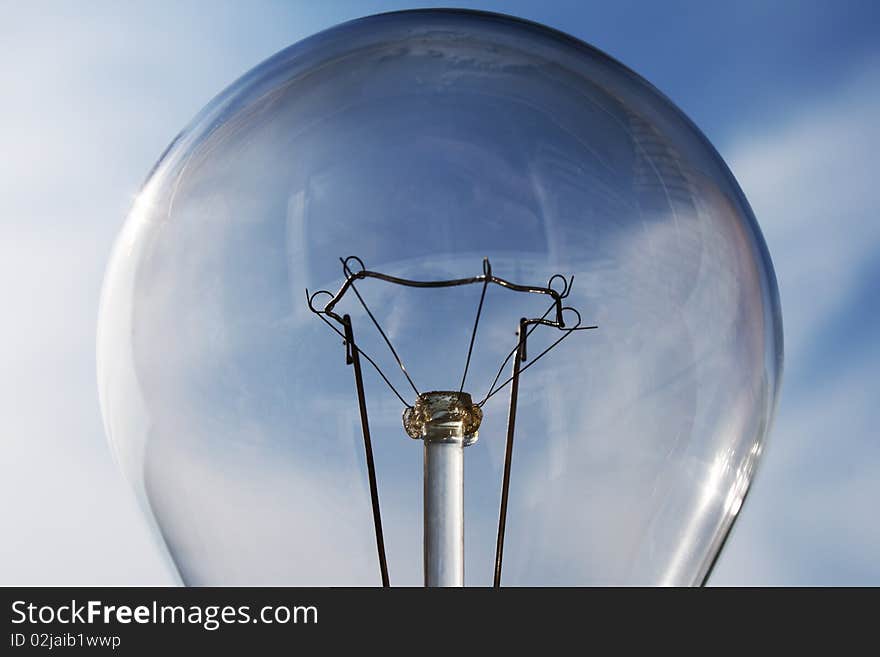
(98, 9, 782, 586)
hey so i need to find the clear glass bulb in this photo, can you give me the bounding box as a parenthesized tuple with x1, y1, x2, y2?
(98, 9, 782, 585)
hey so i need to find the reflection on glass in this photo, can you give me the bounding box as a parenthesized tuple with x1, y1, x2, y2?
(97, 9, 782, 585)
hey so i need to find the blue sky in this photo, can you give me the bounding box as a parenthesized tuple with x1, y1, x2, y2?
(1, 0, 878, 584)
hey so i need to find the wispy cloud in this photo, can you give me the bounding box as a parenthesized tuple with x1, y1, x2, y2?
(711, 59, 880, 584)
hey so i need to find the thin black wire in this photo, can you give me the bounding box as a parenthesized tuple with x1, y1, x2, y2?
(494, 319, 525, 587)
(477, 301, 556, 406)
(482, 321, 598, 405)
(343, 315, 390, 587)
(492, 314, 595, 586)
(458, 273, 490, 396)
(341, 258, 421, 398)
(313, 311, 412, 408)
(323, 260, 564, 321)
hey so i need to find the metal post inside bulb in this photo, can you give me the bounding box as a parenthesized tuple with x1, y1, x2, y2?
(404, 391, 481, 587)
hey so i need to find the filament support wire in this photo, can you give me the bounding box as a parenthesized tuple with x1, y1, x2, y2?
(306, 256, 596, 586)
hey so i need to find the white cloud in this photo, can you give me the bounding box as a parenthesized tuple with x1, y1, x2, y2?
(710, 59, 880, 584)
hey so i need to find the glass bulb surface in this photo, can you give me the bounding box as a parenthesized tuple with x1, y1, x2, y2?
(98, 9, 782, 585)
